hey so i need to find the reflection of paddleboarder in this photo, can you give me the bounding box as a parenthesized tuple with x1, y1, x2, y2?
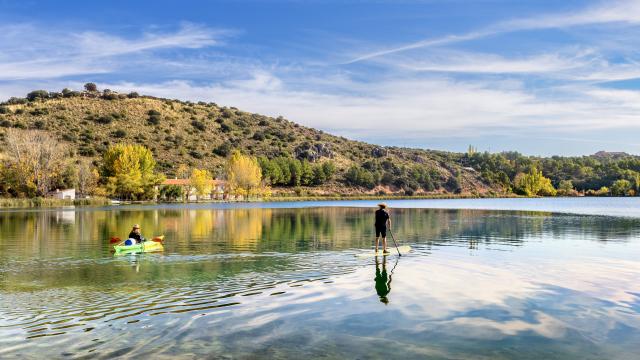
(374, 255, 395, 305)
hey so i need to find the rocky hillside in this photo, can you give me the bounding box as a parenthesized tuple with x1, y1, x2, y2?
(0, 88, 498, 196)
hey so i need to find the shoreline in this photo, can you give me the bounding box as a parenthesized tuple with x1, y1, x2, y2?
(0, 192, 600, 210)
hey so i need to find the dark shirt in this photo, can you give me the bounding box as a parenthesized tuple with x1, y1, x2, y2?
(128, 231, 143, 243)
(375, 209, 389, 227)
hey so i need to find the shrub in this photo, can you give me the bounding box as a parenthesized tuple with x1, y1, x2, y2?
(147, 115, 160, 125)
(148, 110, 161, 116)
(252, 132, 265, 141)
(0, 106, 10, 114)
(191, 120, 206, 131)
(111, 129, 127, 138)
(128, 92, 140, 98)
(26, 90, 49, 101)
(0, 120, 12, 127)
(220, 123, 231, 133)
(95, 115, 114, 124)
(213, 143, 231, 157)
(189, 150, 204, 159)
(33, 120, 45, 129)
(29, 108, 48, 116)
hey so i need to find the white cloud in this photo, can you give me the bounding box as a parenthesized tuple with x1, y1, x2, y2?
(94, 72, 640, 142)
(380, 49, 595, 75)
(347, 0, 640, 63)
(0, 23, 225, 80)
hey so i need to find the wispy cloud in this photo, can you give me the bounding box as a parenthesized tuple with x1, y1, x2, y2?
(347, 0, 640, 63)
(0, 23, 226, 80)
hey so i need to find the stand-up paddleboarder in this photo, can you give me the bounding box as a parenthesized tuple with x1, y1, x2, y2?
(375, 203, 391, 253)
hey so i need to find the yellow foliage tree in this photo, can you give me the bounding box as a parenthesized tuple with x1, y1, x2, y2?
(226, 151, 263, 198)
(102, 144, 164, 200)
(514, 168, 557, 197)
(190, 168, 213, 201)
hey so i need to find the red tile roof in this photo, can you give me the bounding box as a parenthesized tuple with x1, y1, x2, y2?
(162, 179, 225, 186)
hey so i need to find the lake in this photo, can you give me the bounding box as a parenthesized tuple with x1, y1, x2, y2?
(1, 198, 639, 359)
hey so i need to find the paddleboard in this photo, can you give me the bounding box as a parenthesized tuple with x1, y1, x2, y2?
(355, 245, 411, 258)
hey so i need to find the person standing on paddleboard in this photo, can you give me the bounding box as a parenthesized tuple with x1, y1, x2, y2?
(375, 203, 391, 253)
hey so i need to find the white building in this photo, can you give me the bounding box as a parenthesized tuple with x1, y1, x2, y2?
(49, 188, 76, 200)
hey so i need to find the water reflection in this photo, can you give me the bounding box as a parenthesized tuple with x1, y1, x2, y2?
(374, 255, 398, 305)
(0, 206, 639, 358)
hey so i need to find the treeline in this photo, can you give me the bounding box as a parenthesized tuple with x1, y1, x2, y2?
(0, 128, 269, 201)
(343, 159, 452, 194)
(464, 150, 640, 196)
(257, 156, 336, 187)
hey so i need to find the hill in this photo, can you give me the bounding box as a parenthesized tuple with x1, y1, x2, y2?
(1, 87, 640, 198)
(0, 88, 495, 196)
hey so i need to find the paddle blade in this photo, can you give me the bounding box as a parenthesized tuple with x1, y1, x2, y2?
(109, 237, 121, 244)
(151, 236, 163, 243)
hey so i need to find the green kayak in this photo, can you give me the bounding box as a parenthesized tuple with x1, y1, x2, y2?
(113, 236, 165, 254)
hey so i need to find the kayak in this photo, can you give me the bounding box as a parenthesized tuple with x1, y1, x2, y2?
(114, 235, 165, 254)
(355, 245, 411, 258)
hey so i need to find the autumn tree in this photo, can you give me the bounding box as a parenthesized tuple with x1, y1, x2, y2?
(176, 164, 190, 179)
(3, 129, 68, 197)
(101, 144, 164, 200)
(76, 160, 99, 197)
(190, 168, 213, 201)
(226, 151, 263, 198)
(514, 168, 557, 197)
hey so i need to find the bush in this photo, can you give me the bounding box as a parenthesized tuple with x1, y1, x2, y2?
(128, 92, 140, 98)
(111, 129, 127, 138)
(191, 120, 206, 131)
(252, 132, 265, 141)
(95, 115, 114, 124)
(0, 106, 10, 114)
(220, 123, 231, 133)
(33, 120, 45, 129)
(148, 115, 161, 125)
(29, 108, 48, 116)
(213, 143, 231, 157)
(26, 90, 49, 101)
(189, 150, 204, 159)
(0, 120, 12, 127)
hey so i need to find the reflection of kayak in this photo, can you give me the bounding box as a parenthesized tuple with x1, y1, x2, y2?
(356, 245, 411, 258)
(114, 236, 165, 254)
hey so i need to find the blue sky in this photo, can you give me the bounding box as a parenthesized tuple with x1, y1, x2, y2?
(2, 0, 640, 156)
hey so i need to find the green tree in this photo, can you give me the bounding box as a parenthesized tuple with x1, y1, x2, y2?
(84, 83, 98, 92)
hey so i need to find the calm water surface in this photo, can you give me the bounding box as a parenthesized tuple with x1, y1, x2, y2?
(1, 199, 639, 359)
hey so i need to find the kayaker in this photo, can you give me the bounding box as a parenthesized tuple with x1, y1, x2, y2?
(374, 203, 391, 253)
(128, 224, 146, 244)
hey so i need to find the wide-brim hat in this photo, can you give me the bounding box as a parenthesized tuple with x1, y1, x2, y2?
(377, 203, 387, 208)
(133, 224, 141, 229)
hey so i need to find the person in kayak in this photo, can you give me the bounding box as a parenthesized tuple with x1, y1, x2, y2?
(128, 224, 146, 244)
(375, 203, 391, 253)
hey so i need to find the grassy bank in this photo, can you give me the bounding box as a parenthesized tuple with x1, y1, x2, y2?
(0, 197, 111, 209)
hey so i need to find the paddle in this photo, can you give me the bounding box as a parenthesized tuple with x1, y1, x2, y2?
(110, 236, 162, 244)
(388, 229, 402, 257)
